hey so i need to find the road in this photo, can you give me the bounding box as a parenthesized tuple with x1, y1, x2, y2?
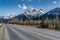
(4, 24, 60, 40)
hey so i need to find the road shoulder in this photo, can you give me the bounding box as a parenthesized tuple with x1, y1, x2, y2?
(0, 25, 4, 40)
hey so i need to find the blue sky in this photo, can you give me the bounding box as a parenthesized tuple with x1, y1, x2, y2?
(0, 0, 60, 16)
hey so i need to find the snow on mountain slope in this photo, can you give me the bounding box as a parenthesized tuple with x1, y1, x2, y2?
(2, 13, 16, 19)
(24, 9, 45, 17)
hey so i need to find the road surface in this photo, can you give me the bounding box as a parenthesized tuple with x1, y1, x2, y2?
(4, 24, 60, 40)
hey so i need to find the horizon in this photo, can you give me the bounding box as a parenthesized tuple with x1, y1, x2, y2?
(0, 0, 60, 16)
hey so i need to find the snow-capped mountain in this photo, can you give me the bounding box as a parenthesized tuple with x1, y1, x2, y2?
(10, 9, 45, 21)
(0, 14, 16, 22)
(1, 7, 60, 22)
(24, 9, 45, 17)
(0, 16, 9, 22)
(2, 14, 16, 19)
(47, 7, 60, 15)
(40, 7, 60, 19)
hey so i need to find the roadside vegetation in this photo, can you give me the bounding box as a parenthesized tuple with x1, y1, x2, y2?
(0, 24, 2, 28)
(8, 16, 60, 31)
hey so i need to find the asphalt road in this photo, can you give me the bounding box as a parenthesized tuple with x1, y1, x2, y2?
(4, 24, 60, 40)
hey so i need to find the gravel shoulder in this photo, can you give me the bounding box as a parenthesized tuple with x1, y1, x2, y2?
(0, 25, 4, 40)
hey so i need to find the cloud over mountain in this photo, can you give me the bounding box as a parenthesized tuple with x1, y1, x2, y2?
(18, 4, 28, 10)
(53, 1, 57, 4)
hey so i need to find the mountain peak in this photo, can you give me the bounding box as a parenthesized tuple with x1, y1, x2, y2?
(47, 7, 60, 15)
(40, 7, 60, 20)
(24, 9, 45, 16)
(55, 7, 60, 9)
(53, 7, 60, 11)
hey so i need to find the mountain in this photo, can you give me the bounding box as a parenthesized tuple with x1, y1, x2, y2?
(24, 9, 45, 16)
(0, 17, 9, 22)
(0, 14, 16, 22)
(40, 7, 60, 19)
(11, 9, 45, 21)
(0, 7, 60, 23)
(2, 14, 16, 19)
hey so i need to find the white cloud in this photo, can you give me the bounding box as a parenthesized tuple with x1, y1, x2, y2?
(53, 1, 57, 4)
(18, 4, 21, 8)
(18, 4, 28, 10)
(29, 6, 34, 9)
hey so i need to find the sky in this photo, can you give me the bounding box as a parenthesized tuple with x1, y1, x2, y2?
(0, 0, 60, 16)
